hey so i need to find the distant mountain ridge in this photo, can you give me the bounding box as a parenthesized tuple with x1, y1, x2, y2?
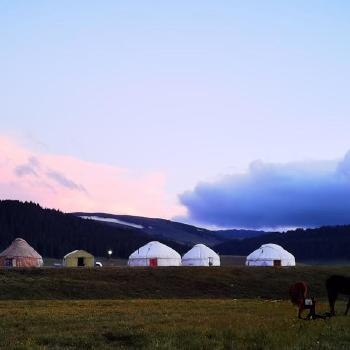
(0, 200, 266, 260)
(73, 212, 266, 246)
(0, 200, 187, 259)
(74, 213, 350, 262)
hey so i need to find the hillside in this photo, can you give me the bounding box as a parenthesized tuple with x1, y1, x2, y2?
(74, 212, 265, 246)
(0, 266, 347, 300)
(0, 200, 186, 259)
(214, 226, 350, 261)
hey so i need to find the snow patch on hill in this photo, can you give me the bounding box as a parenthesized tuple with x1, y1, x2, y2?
(79, 216, 144, 229)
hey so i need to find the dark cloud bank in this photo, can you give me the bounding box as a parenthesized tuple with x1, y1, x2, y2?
(180, 152, 350, 229)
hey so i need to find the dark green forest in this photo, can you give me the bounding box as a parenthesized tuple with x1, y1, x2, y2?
(0, 200, 186, 259)
(214, 226, 350, 261)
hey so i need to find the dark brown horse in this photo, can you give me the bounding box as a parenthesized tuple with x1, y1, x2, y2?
(326, 275, 350, 316)
(289, 281, 316, 319)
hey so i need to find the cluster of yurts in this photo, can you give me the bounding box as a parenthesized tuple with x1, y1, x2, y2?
(0, 238, 296, 268)
(124, 241, 295, 267)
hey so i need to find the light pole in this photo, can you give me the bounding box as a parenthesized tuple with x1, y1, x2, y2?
(108, 250, 112, 259)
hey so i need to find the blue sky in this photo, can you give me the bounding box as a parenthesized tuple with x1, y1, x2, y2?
(1, 1, 350, 228)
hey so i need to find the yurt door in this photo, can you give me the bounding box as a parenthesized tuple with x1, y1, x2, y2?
(5, 258, 15, 267)
(273, 260, 281, 267)
(77, 257, 85, 267)
(149, 258, 158, 267)
(208, 257, 214, 266)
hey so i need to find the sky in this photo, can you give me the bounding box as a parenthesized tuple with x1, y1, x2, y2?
(1, 1, 350, 229)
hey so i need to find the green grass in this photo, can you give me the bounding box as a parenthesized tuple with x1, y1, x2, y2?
(0, 299, 348, 349)
(0, 267, 348, 349)
(0, 266, 348, 300)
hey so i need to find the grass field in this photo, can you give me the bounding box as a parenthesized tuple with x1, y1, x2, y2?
(0, 299, 349, 349)
(0, 267, 349, 349)
(0, 266, 348, 300)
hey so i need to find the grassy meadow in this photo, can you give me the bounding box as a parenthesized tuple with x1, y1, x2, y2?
(0, 299, 349, 349)
(0, 266, 349, 299)
(0, 266, 349, 349)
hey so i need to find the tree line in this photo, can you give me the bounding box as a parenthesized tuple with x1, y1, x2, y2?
(214, 225, 350, 261)
(0, 200, 186, 259)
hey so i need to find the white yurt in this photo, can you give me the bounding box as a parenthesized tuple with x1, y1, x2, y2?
(182, 244, 220, 266)
(245, 243, 295, 267)
(128, 241, 181, 267)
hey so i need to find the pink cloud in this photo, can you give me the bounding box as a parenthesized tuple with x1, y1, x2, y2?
(0, 135, 185, 218)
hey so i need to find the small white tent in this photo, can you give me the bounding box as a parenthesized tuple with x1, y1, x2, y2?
(245, 243, 295, 267)
(128, 241, 181, 267)
(182, 244, 220, 266)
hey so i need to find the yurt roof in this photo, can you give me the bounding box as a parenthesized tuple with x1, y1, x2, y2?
(246, 243, 294, 261)
(0, 238, 42, 259)
(129, 241, 181, 259)
(63, 250, 94, 259)
(182, 244, 219, 260)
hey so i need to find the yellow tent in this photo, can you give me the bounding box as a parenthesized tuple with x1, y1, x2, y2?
(63, 250, 95, 267)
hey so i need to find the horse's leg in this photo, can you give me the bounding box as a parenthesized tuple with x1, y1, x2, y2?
(328, 292, 337, 316)
(345, 298, 350, 316)
(298, 305, 303, 319)
(306, 309, 312, 319)
(330, 298, 336, 315)
(309, 304, 316, 319)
